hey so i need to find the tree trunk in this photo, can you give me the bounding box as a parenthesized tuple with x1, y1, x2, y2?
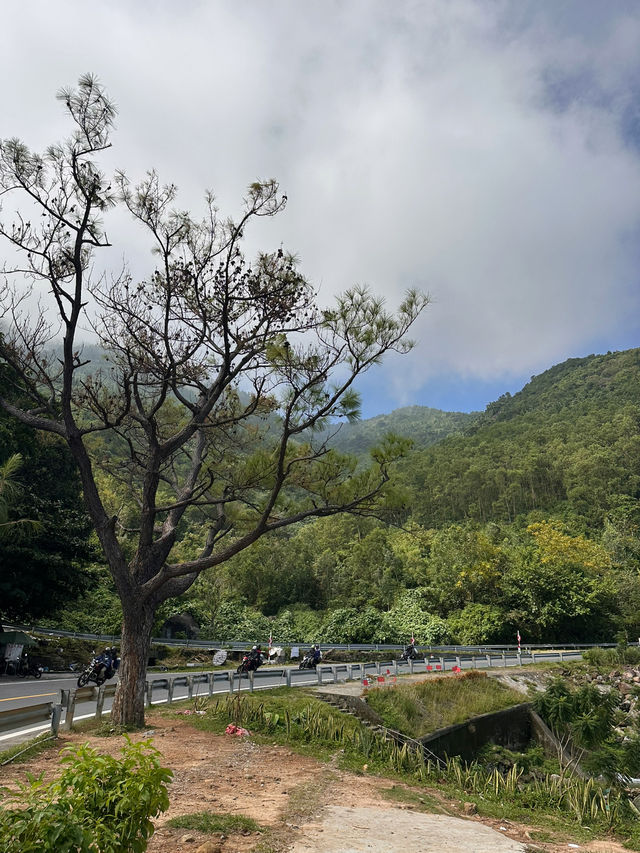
(111, 602, 154, 728)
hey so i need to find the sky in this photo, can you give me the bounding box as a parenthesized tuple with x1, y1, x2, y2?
(2, 1, 640, 418)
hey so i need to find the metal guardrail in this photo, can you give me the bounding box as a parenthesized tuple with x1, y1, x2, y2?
(1, 621, 617, 653)
(0, 701, 62, 737)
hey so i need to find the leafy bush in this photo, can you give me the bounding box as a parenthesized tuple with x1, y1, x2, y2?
(0, 738, 172, 852)
(582, 647, 618, 667)
(319, 606, 383, 643)
(447, 603, 511, 644)
(378, 589, 450, 645)
(583, 645, 640, 667)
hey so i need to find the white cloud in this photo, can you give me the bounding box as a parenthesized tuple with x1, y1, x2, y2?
(2, 1, 640, 408)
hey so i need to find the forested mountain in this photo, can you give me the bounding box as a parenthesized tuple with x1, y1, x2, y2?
(402, 348, 640, 530)
(321, 405, 478, 456)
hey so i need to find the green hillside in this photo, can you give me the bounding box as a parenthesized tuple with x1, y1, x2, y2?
(402, 348, 640, 530)
(322, 405, 478, 456)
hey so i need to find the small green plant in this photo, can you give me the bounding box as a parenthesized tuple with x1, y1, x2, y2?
(0, 737, 172, 852)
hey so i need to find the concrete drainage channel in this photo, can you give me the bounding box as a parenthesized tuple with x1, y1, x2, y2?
(0, 650, 582, 745)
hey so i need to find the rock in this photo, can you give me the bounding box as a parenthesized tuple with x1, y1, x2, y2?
(463, 802, 477, 815)
(180, 834, 196, 843)
(624, 671, 635, 680)
(620, 682, 634, 695)
(195, 843, 222, 853)
(596, 675, 604, 683)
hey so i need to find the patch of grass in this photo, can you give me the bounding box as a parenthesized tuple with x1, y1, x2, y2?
(365, 671, 523, 738)
(528, 829, 556, 843)
(167, 811, 263, 834)
(380, 784, 448, 813)
(92, 721, 148, 737)
(0, 732, 56, 766)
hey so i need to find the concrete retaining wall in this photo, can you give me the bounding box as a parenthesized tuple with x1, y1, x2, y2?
(420, 703, 534, 762)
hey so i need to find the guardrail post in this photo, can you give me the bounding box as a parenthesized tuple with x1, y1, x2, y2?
(376, 662, 381, 675)
(167, 679, 175, 703)
(517, 653, 522, 667)
(409, 658, 414, 674)
(51, 703, 63, 736)
(64, 689, 77, 731)
(455, 656, 461, 669)
(286, 668, 292, 688)
(392, 660, 398, 676)
(228, 672, 234, 694)
(472, 656, 477, 669)
(440, 656, 445, 671)
(249, 671, 254, 693)
(559, 651, 564, 663)
(145, 682, 152, 708)
(317, 667, 323, 685)
(207, 673, 214, 696)
(95, 685, 106, 722)
(531, 651, 536, 664)
(331, 666, 337, 684)
(486, 653, 491, 668)
(187, 676, 194, 701)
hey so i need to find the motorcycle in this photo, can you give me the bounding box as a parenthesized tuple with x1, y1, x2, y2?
(237, 651, 264, 673)
(19, 660, 43, 679)
(299, 652, 319, 670)
(400, 645, 417, 662)
(77, 655, 119, 687)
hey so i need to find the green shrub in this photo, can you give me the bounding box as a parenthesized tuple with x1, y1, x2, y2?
(447, 603, 511, 644)
(583, 645, 640, 667)
(0, 738, 172, 852)
(582, 647, 617, 667)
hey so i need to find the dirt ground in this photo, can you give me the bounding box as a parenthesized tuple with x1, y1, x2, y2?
(0, 712, 630, 853)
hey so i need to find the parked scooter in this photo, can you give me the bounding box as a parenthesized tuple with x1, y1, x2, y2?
(18, 654, 43, 678)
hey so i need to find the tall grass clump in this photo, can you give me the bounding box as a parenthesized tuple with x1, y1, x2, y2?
(365, 671, 522, 738)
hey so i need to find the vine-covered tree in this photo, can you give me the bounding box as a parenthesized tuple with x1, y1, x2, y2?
(0, 75, 428, 725)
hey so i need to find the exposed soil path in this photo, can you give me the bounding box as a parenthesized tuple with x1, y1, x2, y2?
(0, 713, 628, 853)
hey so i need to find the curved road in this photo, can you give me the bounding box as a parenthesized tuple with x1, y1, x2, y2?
(0, 650, 582, 747)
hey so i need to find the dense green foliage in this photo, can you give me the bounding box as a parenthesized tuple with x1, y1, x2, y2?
(0, 365, 97, 622)
(0, 738, 172, 852)
(534, 677, 640, 783)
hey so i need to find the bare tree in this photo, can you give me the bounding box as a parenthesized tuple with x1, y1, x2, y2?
(0, 75, 428, 725)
